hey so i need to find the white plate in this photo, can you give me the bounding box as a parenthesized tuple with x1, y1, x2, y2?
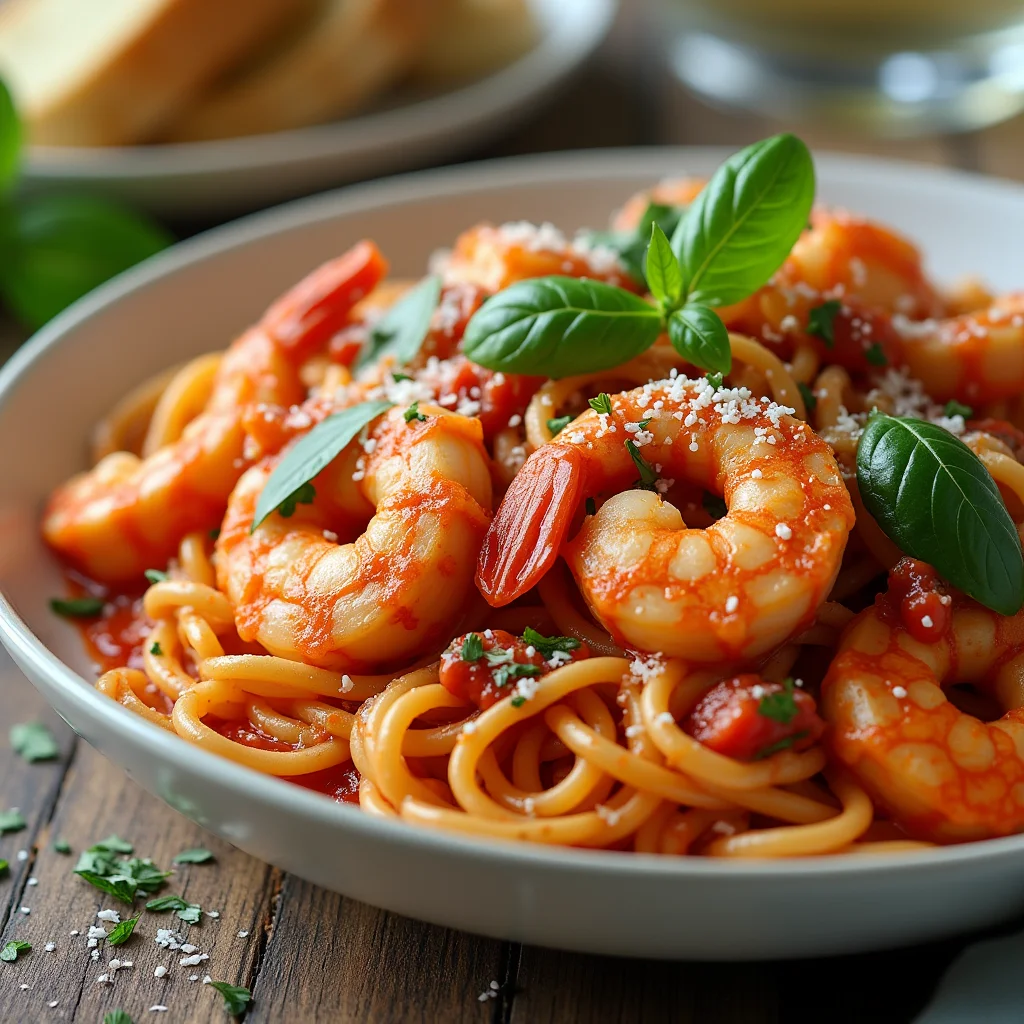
(3, 149, 1024, 961)
(17, 0, 615, 219)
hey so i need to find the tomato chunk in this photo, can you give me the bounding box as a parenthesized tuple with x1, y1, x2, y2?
(439, 628, 589, 710)
(683, 674, 825, 762)
(879, 557, 952, 644)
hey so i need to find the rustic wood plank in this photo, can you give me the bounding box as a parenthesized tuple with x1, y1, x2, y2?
(0, 720, 279, 1024)
(248, 876, 507, 1023)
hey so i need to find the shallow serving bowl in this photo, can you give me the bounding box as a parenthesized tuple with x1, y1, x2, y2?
(2, 149, 1024, 961)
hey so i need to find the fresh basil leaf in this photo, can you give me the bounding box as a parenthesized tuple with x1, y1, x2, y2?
(107, 913, 140, 947)
(671, 134, 815, 307)
(547, 415, 572, 436)
(104, 1012, 134, 1024)
(0, 196, 172, 329)
(644, 222, 683, 309)
(0, 79, 20, 194)
(625, 439, 659, 491)
(252, 400, 392, 531)
(10, 721, 58, 762)
(588, 393, 613, 416)
(209, 980, 252, 1017)
(75, 870, 136, 905)
(173, 848, 215, 865)
(857, 414, 1024, 615)
(667, 304, 731, 374)
(463, 277, 662, 378)
(0, 808, 25, 833)
(50, 596, 104, 618)
(358, 275, 441, 369)
(1, 940, 30, 962)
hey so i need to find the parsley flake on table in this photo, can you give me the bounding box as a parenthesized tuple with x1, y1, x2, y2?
(1, 940, 30, 962)
(104, 1012, 134, 1024)
(107, 913, 140, 946)
(53, 840, 71, 854)
(0, 808, 26, 834)
(146, 893, 202, 922)
(209, 980, 252, 1017)
(9, 721, 58, 762)
(0, 859, 8, 877)
(173, 847, 215, 865)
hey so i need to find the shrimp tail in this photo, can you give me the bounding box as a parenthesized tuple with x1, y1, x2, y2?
(476, 446, 585, 607)
(261, 240, 389, 357)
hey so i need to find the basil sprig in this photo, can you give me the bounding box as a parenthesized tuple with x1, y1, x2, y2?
(463, 133, 814, 379)
(357, 274, 440, 369)
(857, 413, 1024, 615)
(251, 400, 392, 531)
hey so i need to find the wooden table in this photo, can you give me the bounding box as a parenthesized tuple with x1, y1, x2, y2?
(4, 3, 1024, 1020)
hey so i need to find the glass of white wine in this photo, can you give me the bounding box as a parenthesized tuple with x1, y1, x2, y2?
(660, 0, 1024, 134)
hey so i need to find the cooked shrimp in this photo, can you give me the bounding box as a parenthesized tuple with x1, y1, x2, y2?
(42, 241, 387, 582)
(217, 405, 492, 671)
(477, 376, 854, 660)
(822, 573, 1024, 842)
(441, 221, 639, 294)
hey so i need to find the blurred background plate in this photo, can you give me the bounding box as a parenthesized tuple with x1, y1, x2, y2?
(17, 0, 615, 219)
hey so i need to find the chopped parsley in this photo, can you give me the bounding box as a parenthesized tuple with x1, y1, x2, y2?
(403, 401, 427, 423)
(91, 835, 134, 853)
(588, 392, 613, 416)
(107, 913, 141, 947)
(637, 418, 651, 430)
(705, 372, 724, 390)
(756, 730, 809, 760)
(585, 497, 597, 516)
(0, 809, 26, 834)
(149, 642, 163, 656)
(209, 980, 252, 1017)
(50, 596, 104, 618)
(10, 721, 58, 762)
(492, 662, 540, 689)
(944, 399, 973, 419)
(144, 568, 168, 584)
(460, 634, 484, 662)
(547, 414, 572, 435)
(53, 840, 71, 855)
(104, 1012, 134, 1024)
(274, 481, 316, 519)
(797, 381, 817, 413)
(701, 491, 727, 521)
(806, 300, 841, 347)
(510, 696, 527, 708)
(0, 859, 8, 877)
(864, 342, 887, 366)
(757, 678, 800, 725)
(75, 871, 137, 905)
(1, 940, 31, 962)
(625, 439, 659, 491)
(521, 627, 579, 659)
(74, 837, 169, 905)
(173, 847, 215, 865)
(145, 893, 201, 922)
(391, 372, 412, 382)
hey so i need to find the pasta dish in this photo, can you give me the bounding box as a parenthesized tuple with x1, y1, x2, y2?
(41, 135, 1024, 858)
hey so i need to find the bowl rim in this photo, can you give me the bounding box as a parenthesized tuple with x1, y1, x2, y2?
(5, 144, 1024, 881)
(20, 0, 616, 181)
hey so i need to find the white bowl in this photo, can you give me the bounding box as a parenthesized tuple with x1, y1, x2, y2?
(3, 149, 1024, 961)
(19, 0, 615, 218)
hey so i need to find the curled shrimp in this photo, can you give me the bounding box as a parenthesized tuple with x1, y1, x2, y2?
(822, 582, 1024, 842)
(42, 241, 387, 582)
(217, 405, 492, 671)
(477, 376, 854, 661)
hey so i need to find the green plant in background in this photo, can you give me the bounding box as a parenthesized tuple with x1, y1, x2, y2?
(0, 80, 171, 330)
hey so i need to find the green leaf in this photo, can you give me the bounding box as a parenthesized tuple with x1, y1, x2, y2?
(107, 913, 140, 947)
(758, 685, 800, 724)
(547, 415, 572, 436)
(644, 222, 683, 309)
(209, 980, 252, 1017)
(667, 304, 732, 374)
(403, 401, 427, 423)
(0, 808, 25, 833)
(521, 627, 579, 659)
(625, 439, 659, 491)
(0, 940, 30, 962)
(150, 642, 163, 656)
(0, 195, 172, 329)
(864, 342, 887, 367)
(460, 634, 484, 662)
(755, 730, 809, 760)
(0, 859, 8, 877)
(118, 857, 170, 895)
(797, 381, 817, 413)
(671, 134, 815, 308)
(251, 400, 392, 531)
(945, 400, 973, 419)
(857, 413, 1024, 615)
(10, 721, 58, 762)
(104, 1012, 135, 1024)
(144, 568, 168, 584)
(75, 870, 136, 905)
(173, 848, 215, 865)
(462, 277, 662, 378)
(92, 835, 134, 854)
(581, 201, 687, 283)
(50, 596, 104, 618)
(357, 275, 441, 369)
(510, 695, 527, 708)
(273, 481, 316, 520)
(0, 79, 21, 193)
(145, 893, 200, 921)
(588, 393, 613, 416)
(705, 372, 724, 390)
(806, 300, 841, 347)
(53, 840, 71, 855)
(492, 662, 541, 689)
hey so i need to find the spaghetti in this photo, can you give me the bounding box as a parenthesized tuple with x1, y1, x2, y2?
(42, 148, 1024, 857)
